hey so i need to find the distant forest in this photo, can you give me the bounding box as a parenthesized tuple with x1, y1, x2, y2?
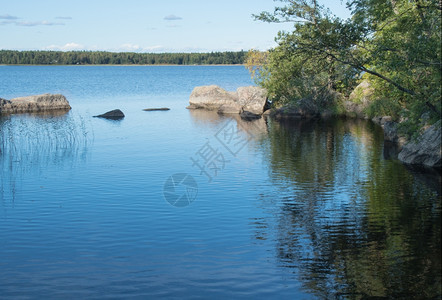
(0, 50, 246, 65)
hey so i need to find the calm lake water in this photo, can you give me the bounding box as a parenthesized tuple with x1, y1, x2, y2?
(0, 66, 440, 299)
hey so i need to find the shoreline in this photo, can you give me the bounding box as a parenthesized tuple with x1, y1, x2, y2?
(268, 108, 441, 170)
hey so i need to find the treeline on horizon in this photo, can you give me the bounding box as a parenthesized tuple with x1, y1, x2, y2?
(0, 50, 246, 65)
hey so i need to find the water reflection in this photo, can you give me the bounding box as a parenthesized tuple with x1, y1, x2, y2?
(0, 111, 92, 201)
(188, 109, 269, 140)
(258, 118, 441, 298)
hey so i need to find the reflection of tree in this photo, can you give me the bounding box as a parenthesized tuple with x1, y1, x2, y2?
(0, 112, 92, 201)
(258, 118, 441, 298)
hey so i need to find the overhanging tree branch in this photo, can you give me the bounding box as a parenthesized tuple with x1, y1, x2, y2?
(294, 42, 417, 96)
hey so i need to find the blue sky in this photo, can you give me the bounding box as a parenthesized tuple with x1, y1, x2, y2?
(0, 0, 350, 52)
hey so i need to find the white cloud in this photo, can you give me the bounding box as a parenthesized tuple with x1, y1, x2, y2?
(45, 43, 84, 51)
(120, 43, 141, 52)
(164, 14, 182, 21)
(0, 21, 15, 26)
(0, 14, 18, 20)
(16, 20, 65, 26)
(143, 45, 165, 52)
(0, 15, 67, 26)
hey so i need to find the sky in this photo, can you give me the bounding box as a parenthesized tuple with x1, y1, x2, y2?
(0, 0, 351, 53)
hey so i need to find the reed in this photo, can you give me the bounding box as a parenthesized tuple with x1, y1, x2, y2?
(0, 112, 93, 200)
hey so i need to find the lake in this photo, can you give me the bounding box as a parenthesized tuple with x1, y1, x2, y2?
(0, 66, 440, 299)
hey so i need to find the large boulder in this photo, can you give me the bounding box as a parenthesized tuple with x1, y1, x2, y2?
(398, 122, 441, 168)
(237, 86, 268, 115)
(344, 80, 374, 118)
(0, 94, 71, 114)
(187, 85, 267, 115)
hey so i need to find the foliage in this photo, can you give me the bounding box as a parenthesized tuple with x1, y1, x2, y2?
(249, 0, 441, 133)
(244, 49, 269, 80)
(0, 50, 246, 65)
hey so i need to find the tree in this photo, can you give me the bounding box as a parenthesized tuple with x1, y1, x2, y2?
(250, 0, 441, 132)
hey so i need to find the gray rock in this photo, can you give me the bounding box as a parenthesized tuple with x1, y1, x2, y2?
(372, 116, 382, 125)
(0, 94, 71, 114)
(383, 121, 400, 143)
(398, 122, 441, 168)
(237, 86, 267, 115)
(187, 85, 238, 112)
(345, 80, 374, 118)
(377, 120, 407, 148)
(143, 108, 170, 111)
(240, 111, 262, 121)
(372, 116, 392, 126)
(94, 109, 125, 119)
(349, 80, 373, 103)
(187, 85, 267, 115)
(262, 109, 272, 116)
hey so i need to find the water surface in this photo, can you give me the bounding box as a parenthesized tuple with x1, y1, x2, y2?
(0, 66, 440, 299)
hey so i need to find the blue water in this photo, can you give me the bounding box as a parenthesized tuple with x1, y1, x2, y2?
(0, 66, 440, 299)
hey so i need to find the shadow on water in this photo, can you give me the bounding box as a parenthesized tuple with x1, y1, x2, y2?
(255, 117, 441, 299)
(0, 111, 93, 201)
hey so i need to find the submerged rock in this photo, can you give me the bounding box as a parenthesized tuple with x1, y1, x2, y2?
(0, 94, 71, 114)
(187, 85, 267, 115)
(94, 109, 125, 120)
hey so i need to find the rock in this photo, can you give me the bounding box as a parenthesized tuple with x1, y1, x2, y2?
(187, 85, 238, 112)
(263, 109, 272, 116)
(94, 109, 125, 120)
(372, 116, 392, 126)
(0, 94, 71, 114)
(345, 80, 374, 118)
(372, 119, 407, 148)
(372, 116, 408, 149)
(398, 122, 441, 168)
(349, 80, 373, 103)
(383, 121, 400, 143)
(187, 85, 267, 115)
(143, 108, 170, 111)
(240, 111, 261, 121)
(237, 86, 267, 115)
